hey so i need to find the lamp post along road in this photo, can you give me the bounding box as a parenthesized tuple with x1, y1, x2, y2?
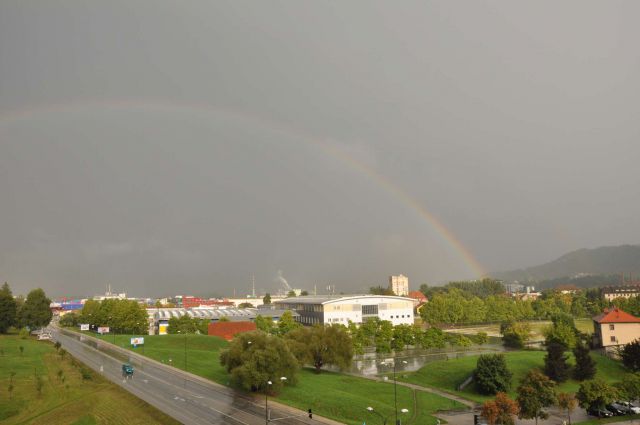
(366, 406, 409, 425)
(381, 359, 408, 425)
(265, 377, 287, 424)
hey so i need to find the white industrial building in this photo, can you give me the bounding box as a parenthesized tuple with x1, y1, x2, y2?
(274, 295, 414, 326)
(147, 307, 296, 335)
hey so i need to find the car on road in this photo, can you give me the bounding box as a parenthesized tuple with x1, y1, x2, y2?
(618, 401, 640, 414)
(38, 332, 52, 340)
(122, 363, 134, 378)
(587, 406, 614, 418)
(606, 403, 626, 416)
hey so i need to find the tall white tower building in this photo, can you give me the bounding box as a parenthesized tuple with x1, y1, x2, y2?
(388, 274, 409, 296)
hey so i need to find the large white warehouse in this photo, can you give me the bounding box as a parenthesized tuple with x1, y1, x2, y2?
(274, 295, 414, 326)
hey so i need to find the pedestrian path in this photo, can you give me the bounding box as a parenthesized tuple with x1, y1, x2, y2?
(345, 372, 477, 409)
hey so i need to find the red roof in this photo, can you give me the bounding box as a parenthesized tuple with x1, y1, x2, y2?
(593, 307, 640, 324)
(208, 321, 256, 341)
(408, 291, 427, 301)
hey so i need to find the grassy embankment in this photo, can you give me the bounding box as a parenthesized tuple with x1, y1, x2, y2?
(92, 332, 466, 425)
(396, 349, 625, 403)
(446, 318, 594, 339)
(0, 334, 180, 425)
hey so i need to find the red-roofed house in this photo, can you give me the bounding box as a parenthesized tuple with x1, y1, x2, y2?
(407, 290, 428, 307)
(593, 307, 640, 348)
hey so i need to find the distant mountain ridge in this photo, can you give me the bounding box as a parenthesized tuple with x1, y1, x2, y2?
(493, 244, 640, 283)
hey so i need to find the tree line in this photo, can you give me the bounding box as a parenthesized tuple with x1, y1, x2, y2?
(61, 298, 148, 334)
(0, 283, 52, 333)
(421, 286, 612, 326)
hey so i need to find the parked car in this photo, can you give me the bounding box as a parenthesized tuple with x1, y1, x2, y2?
(587, 406, 614, 418)
(618, 401, 640, 414)
(606, 403, 626, 416)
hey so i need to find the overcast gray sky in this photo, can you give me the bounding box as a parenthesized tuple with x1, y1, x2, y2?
(2, 1, 640, 297)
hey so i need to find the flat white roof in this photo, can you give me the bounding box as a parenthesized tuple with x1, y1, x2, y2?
(273, 294, 414, 305)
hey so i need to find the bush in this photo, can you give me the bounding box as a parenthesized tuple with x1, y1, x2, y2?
(59, 313, 79, 328)
(19, 328, 29, 339)
(475, 332, 489, 345)
(80, 367, 93, 381)
(474, 354, 513, 395)
(500, 321, 531, 349)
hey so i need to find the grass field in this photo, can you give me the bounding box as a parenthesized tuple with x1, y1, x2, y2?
(90, 332, 466, 424)
(396, 349, 626, 403)
(93, 332, 230, 384)
(0, 334, 180, 425)
(279, 369, 466, 425)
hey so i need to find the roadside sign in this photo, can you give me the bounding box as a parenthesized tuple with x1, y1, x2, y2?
(130, 337, 144, 345)
(80, 324, 90, 331)
(97, 326, 110, 334)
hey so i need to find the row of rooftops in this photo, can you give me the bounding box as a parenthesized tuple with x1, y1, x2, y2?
(149, 307, 295, 321)
(601, 285, 640, 294)
(273, 294, 416, 305)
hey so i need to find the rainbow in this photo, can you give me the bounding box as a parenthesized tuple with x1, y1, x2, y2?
(0, 98, 486, 278)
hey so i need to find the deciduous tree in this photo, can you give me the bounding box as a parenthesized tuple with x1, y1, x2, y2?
(556, 392, 577, 425)
(286, 324, 353, 372)
(516, 370, 556, 425)
(482, 392, 519, 425)
(621, 339, 640, 372)
(220, 331, 298, 394)
(18, 288, 52, 329)
(576, 379, 618, 410)
(276, 310, 300, 335)
(0, 283, 17, 333)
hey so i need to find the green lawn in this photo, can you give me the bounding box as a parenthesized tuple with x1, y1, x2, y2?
(0, 334, 180, 425)
(93, 332, 230, 384)
(88, 331, 466, 424)
(279, 369, 466, 425)
(397, 349, 626, 403)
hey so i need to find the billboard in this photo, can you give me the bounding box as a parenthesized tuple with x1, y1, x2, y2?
(130, 337, 145, 345)
(159, 323, 168, 335)
(97, 326, 110, 334)
(80, 324, 90, 331)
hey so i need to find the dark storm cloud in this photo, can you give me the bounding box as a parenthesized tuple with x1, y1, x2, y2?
(1, 1, 639, 297)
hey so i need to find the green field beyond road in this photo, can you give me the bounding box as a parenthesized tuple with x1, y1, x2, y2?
(0, 334, 179, 425)
(91, 332, 467, 425)
(397, 349, 626, 403)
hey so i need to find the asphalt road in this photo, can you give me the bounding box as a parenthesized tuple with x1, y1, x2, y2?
(50, 326, 336, 425)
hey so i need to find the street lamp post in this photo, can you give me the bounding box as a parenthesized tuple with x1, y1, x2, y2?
(381, 359, 408, 425)
(366, 406, 409, 425)
(265, 376, 287, 424)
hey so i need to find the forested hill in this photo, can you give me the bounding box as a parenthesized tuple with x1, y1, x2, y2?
(493, 244, 640, 284)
